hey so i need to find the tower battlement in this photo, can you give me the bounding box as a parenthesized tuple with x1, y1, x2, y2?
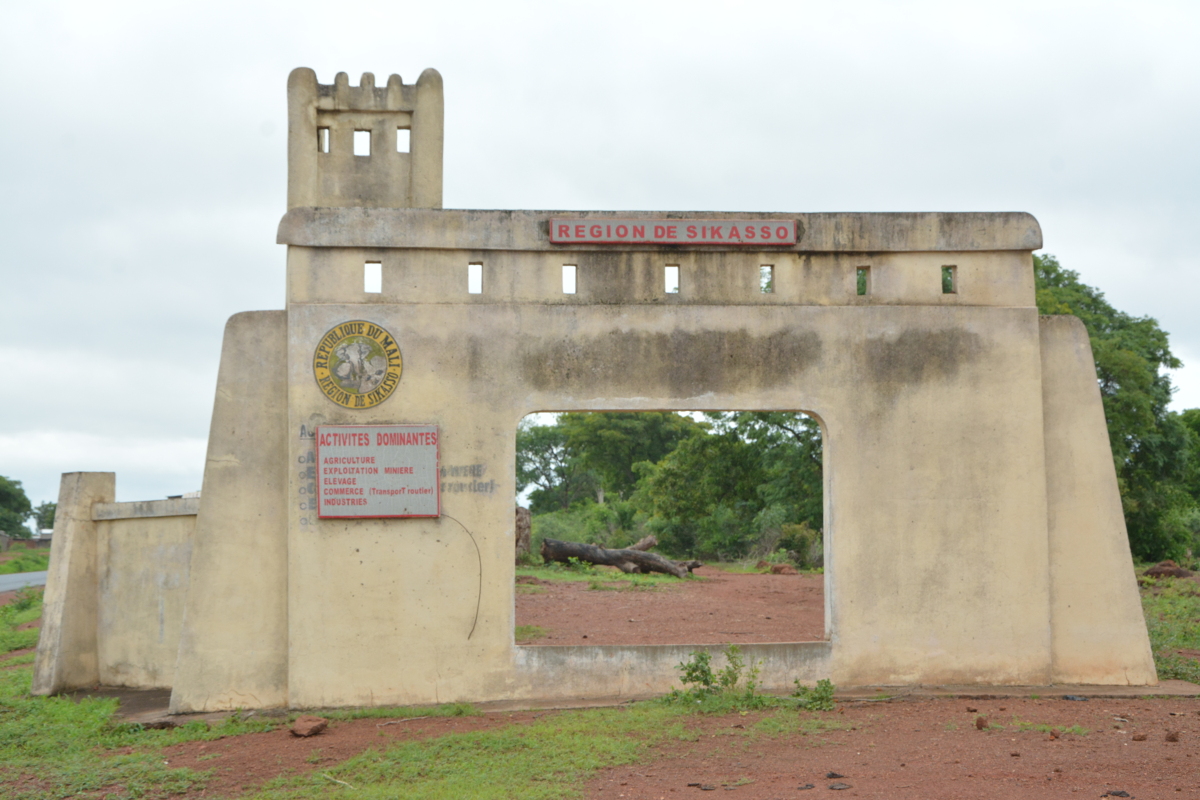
(287, 67, 443, 210)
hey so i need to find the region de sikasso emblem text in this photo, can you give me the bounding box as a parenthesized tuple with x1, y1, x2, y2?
(312, 320, 402, 409)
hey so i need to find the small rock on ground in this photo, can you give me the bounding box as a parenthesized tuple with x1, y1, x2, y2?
(290, 715, 328, 737)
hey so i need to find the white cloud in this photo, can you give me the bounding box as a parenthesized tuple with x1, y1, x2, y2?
(0, 431, 206, 506)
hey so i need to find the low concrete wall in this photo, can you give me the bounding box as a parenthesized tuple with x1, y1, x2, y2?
(510, 643, 830, 702)
(96, 511, 193, 688)
(33, 484, 196, 694)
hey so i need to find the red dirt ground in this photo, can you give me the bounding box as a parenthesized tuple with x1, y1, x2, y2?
(9, 570, 1199, 798)
(515, 566, 826, 645)
(587, 696, 1200, 800)
(153, 696, 1200, 799)
(157, 711, 549, 797)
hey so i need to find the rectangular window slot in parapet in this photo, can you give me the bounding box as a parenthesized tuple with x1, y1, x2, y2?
(317, 127, 330, 153)
(857, 266, 870, 296)
(942, 265, 957, 294)
(665, 265, 680, 294)
(562, 265, 577, 294)
(364, 262, 382, 294)
(397, 128, 410, 153)
(760, 265, 774, 294)
(468, 263, 483, 294)
(354, 130, 371, 156)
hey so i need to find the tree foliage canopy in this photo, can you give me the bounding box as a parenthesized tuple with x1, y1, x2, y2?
(517, 411, 823, 560)
(1035, 254, 1199, 560)
(0, 476, 33, 538)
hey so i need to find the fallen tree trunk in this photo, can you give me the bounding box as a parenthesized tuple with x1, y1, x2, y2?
(628, 534, 658, 552)
(540, 538, 701, 578)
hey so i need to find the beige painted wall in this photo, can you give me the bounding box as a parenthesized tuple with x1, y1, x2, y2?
(96, 514, 193, 688)
(282, 290, 1059, 705)
(34, 485, 197, 694)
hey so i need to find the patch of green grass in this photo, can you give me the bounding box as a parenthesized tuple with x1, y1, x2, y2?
(515, 625, 548, 643)
(0, 551, 50, 575)
(516, 565, 683, 587)
(0, 652, 36, 667)
(0, 590, 44, 655)
(749, 711, 851, 738)
(1010, 719, 1089, 735)
(585, 577, 659, 591)
(247, 704, 691, 800)
(710, 561, 823, 575)
(320, 703, 478, 722)
(0, 665, 279, 800)
(1140, 576, 1200, 682)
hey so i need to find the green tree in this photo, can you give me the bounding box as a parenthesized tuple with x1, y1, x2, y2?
(633, 426, 768, 558)
(1035, 253, 1197, 559)
(515, 419, 598, 513)
(732, 412, 824, 532)
(33, 501, 56, 532)
(0, 476, 33, 538)
(558, 412, 701, 500)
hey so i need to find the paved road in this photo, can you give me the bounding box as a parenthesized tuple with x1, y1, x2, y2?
(0, 570, 48, 593)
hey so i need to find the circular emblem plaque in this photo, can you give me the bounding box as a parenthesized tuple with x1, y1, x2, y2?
(312, 320, 402, 409)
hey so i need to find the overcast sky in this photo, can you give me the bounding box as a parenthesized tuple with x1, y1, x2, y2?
(2, 0, 1198, 508)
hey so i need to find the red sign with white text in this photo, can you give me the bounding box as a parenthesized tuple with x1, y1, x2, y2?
(549, 219, 796, 246)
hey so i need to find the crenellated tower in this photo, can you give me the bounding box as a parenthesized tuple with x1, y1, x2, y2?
(287, 67, 443, 209)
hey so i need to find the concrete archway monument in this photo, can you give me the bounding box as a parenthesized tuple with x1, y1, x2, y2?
(33, 67, 1156, 712)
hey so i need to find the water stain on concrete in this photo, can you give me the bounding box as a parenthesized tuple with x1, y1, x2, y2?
(521, 328, 822, 396)
(865, 328, 984, 387)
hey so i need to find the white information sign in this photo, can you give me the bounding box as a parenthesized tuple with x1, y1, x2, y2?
(315, 424, 440, 519)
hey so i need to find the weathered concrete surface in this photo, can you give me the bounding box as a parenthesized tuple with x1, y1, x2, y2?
(33, 472, 114, 695)
(170, 311, 289, 713)
(96, 515, 193, 688)
(1040, 315, 1157, 684)
(278, 208, 1042, 253)
(283, 244, 1034, 309)
(93, 498, 201, 520)
(282, 289, 1058, 705)
(287, 68, 443, 210)
(511, 643, 830, 701)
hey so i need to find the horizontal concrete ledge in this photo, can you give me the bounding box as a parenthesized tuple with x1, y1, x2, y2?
(278, 209, 1043, 253)
(92, 498, 200, 521)
(836, 680, 1200, 700)
(511, 641, 831, 702)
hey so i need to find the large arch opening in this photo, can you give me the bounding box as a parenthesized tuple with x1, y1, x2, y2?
(513, 410, 828, 647)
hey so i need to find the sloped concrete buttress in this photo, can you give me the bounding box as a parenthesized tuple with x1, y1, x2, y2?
(1040, 315, 1157, 684)
(170, 311, 290, 712)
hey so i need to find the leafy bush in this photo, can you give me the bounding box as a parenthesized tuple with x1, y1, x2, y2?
(664, 645, 838, 713)
(792, 679, 836, 711)
(0, 549, 50, 575)
(664, 645, 770, 711)
(779, 522, 823, 569)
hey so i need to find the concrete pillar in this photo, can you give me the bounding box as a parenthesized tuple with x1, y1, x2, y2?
(32, 471, 115, 695)
(1040, 315, 1157, 684)
(170, 310, 289, 712)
